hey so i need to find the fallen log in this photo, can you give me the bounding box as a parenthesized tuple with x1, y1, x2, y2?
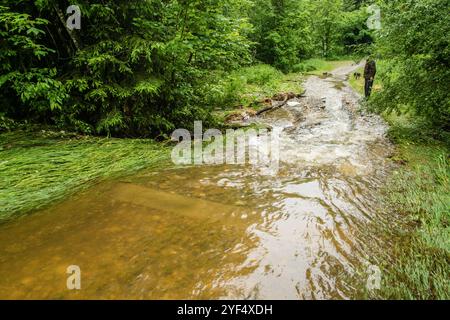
(255, 96, 288, 116)
(224, 122, 252, 130)
(256, 90, 306, 116)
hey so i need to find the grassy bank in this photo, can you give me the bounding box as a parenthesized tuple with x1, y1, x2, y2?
(212, 64, 304, 110)
(379, 117, 449, 299)
(0, 129, 171, 222)
(211, 64, 305, 124)
(349, 65, 449, 299)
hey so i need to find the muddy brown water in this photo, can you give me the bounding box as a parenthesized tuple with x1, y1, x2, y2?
(0, 63, 398, 299)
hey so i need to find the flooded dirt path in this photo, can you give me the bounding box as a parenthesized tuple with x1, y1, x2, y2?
(0, 62, 398, 299)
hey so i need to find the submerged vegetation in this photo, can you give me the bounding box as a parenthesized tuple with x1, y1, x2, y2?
(349, 56, 449, 300)
(0, 129, 170, 222)
(359, 1, 449, 299)
(380, 117, 449, 299)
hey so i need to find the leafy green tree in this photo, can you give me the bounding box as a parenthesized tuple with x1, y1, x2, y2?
(308, 0, 344, 57)
(0, 3, 67, 123)
(249, 0, 313, 72)
(340, 6, 373, 55)
(0, 0, 253, 136)
(372, 0, 450, 130)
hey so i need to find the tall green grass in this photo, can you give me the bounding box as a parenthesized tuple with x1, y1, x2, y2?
(0, 130, 170, 222)
(208, 64, 304, 111)
(379, 118, 450, 299)
(348, 66, 365, 94)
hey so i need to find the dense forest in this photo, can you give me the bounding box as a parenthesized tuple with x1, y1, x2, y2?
(1, 0, 448, 136)
(0, 0, 389, 135)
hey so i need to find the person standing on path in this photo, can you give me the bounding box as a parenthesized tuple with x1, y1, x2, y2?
(364, 57, 377, 98)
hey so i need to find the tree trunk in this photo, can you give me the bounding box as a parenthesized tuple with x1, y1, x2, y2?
(53, 4, 81, 51)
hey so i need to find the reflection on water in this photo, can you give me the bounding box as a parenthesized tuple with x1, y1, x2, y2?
(0, 63, 399, 299)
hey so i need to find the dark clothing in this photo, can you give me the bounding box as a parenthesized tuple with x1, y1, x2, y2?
(364, 59, 377, 98)
(365, 78, 374, 98)
(364, 60, 377, 80)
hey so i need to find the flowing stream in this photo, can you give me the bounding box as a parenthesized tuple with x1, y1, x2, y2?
(0, 62, 399, 299)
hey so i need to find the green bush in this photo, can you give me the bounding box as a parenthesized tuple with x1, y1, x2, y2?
(0, 112, 16, 132)
(0, 0, 252, 137)
(242, 65, 283, 85)
(372, 0, 450, 131)
(249, 0, 314, 73)
(291, 62, 317, 73)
